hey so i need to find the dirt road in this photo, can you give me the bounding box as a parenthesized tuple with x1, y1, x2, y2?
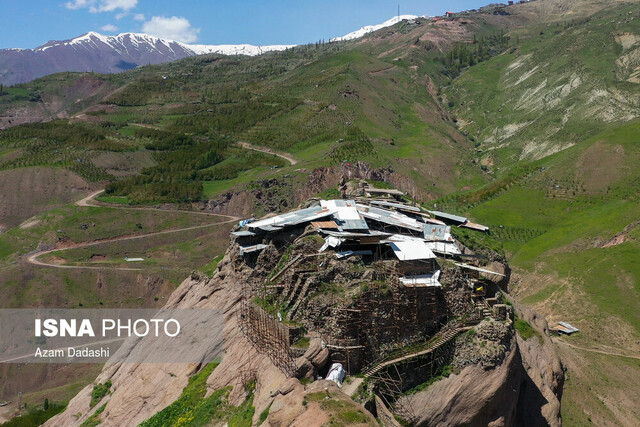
(555, 338, 640, 360)
(129, 123, 162, 130)
(237, 141, 298, 165)
(76, 189, 105, 207)
(27, 190, 239, 271)
(76, 190, 234, 217)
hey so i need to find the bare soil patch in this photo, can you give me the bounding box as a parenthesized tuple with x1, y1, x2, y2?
(0, 167, 91, 228)
(575, 142, 627, 192)
(91, 151, 157, 177)
(19, 219, 41, 229)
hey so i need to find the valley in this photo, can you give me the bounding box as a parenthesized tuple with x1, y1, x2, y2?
(0, 0, 639, 425)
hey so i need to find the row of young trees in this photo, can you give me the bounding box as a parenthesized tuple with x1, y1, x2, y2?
(105, 129, 229, 203)
(440, 31, 511, 77)
(0, 120, 129, 151)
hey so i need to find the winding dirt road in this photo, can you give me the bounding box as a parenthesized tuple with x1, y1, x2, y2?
(129, 123, 162, 131)
(26, 190, 240, 271)
(237, 141, 298, 165)
(76, 189, 105, 207)
(555, 338, 640, 361)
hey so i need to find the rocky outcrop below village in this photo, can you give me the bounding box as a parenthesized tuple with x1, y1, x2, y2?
(46, 195, 564, 426)
(397, 313, 563, 426)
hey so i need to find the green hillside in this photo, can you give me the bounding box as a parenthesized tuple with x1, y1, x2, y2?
(447, 3, 640, 166)
(1, 17, 502, 206)
(440, 4, 640, 423)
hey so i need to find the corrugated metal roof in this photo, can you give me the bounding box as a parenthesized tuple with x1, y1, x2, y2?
(356, 204, 425, 232)
(389, 240, 436, 261)
(400, 271, 442, 287)
(425, 241, 462, 255)
(321, 230, 391, 239)
(311, 221, 339, 229)
(423, 217, 446, 225)
(247, 205, 333, 229)
(423, 224, 453, 242)
(259, 225, 283, 232)
(240, 244, 269, 254)
(460, 221, 489, 232)
(428, 210, 468, 224)
(321, 200, 369, 231)
(558, 322, 579, 333)
(365, 188, 405, 196)
(321, 200, 359, 218)
(337, 219, 369, 230)
(370, 200, 421, 212)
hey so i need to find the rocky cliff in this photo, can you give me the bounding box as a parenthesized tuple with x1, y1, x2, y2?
(396, 316, 563, 427)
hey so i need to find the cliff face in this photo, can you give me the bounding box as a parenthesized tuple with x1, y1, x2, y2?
(514, 304, 564, 427)
(400, 339, 523, 426)
(46, 236, 563, 427)
(395, 313, 564, 427)
(46, 243, 288, 426)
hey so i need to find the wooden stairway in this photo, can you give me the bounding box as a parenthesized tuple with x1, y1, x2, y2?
(363, 327, 467, 378)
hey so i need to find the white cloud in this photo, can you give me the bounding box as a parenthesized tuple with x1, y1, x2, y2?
(91, 0, 137, 13)
(133, 13, 145, 21)
(142, 16, 199, 43)
(65, 0, 138, 13)
(115, 12, 127, 20)
(100, 24, 118, 32)
(65, 0, 93, 9)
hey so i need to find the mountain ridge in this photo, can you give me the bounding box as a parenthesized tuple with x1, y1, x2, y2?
(0, 12, 436, 86)
(1, 1, 640, 425)
(0, 31, 294, 86)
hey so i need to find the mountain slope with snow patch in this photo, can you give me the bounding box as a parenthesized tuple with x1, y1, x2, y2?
(330, 15, 426, 42)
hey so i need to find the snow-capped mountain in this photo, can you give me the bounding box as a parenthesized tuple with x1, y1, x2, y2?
(0, 32, 293, 85)
(331, 14, 425, 42)
(0, 14, 426, 86)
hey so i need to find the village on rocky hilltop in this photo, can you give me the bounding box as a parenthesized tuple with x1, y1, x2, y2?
(231, 180, 515, 421)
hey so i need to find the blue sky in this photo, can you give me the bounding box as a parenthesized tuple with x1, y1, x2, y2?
(2, 1, 489, 48)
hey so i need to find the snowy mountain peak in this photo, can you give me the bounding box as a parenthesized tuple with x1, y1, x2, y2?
(30, 32, 293, 57)
(331, 14, 426, 42)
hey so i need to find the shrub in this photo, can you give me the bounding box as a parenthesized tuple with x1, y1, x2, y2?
(90, 380, 112, 408)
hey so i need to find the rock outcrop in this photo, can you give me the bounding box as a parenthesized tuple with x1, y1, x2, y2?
(398, 339, 523, 426)
(295, 338, 330, 379)
(46, 246, 285, 426)
(395, 313, 564, 427)
(514, 303, 564, 427)
(265, 380, 376, 426)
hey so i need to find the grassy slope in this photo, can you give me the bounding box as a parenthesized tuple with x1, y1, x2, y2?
(445, 5, 640, 421)
(447, 3, 640, 167)
(0, 18, 488, 206)
(139, 363, 254, 427)
(0, 204, 233, 308)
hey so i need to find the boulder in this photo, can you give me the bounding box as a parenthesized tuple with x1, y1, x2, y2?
(310, 348, 330, 370)
(303, 339, 330, 370)
(295, 357, 314, 380)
